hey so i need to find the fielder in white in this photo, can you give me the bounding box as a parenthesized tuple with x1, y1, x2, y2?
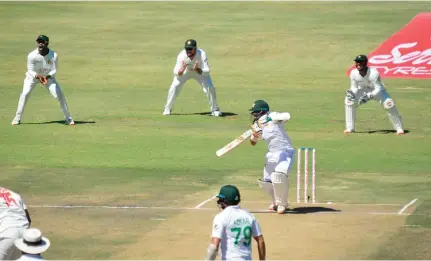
(205, 185, 266, 261)
(0, 187, 31, 260)
(249, 100, 294, 214)
(163, 39, 222, 116)
(12, 35, 74, 126)
(345, 54, 404, 135)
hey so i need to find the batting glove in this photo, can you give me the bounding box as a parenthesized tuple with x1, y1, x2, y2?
(251, 122, 263, 134)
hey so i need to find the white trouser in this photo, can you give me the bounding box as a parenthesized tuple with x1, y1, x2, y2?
(14, 76, 72, 121)
(0, 227, 25, 260)
(164, 73, 219, 112)
(263, 149, 295, 182)
(345, 89, 403, 131)
(261, 149, 295, 207)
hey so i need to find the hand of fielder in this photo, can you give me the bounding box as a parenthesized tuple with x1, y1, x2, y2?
(40, 76, 49, 85)
(193, 61, 202, 75)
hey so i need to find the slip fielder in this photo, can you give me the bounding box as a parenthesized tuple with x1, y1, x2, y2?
(12, 35, 74, 126)
(205, 185, 266, 261)
(0, 187, 31, 260)
(163, 39, 222, 116)
(345, 54, 405, 135)
(249, 100, 295, 214)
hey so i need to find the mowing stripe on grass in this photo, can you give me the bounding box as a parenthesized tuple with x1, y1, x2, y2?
(398, 198, 418, 215)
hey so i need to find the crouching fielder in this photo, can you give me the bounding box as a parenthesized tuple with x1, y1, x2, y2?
(345, 54, 404, 135)
(249, 100, 294, 214)
(205, 185, 266, 261)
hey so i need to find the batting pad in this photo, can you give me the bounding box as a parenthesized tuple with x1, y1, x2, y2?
(387, 106, 404, 131)
(271, 172, 289, 207)
(257, 179, 275, 203)
(345, 104, 356, 131)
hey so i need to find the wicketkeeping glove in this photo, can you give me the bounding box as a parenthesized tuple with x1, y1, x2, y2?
(359, 93, 373, 105)
(346, 90, 356, 102)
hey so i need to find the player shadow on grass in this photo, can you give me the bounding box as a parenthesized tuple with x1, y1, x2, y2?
(23, 120, 96, 125)
(251, 206, 340, 215)
(171, 112, 238, 117)
(357, 129, 410, 134)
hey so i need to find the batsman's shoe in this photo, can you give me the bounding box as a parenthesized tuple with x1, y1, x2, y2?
(269, 203, 277, 211)
(211, 110, 222, 117)
(11, 117, 21, 125)
(66, 118, 75, 126)
(277, 205, 287, 214)
(396, 129, 405, 135)
(163, 109, 171, 116)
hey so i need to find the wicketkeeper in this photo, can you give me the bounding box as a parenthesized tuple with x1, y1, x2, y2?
(249, 100, 295, 214)
(345, 54, 404, 135)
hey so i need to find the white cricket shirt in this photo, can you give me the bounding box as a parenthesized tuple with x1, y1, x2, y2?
(211, 205, 262, 261)
(0, 187, 29, 235)
(350, 67, 386, 97)
(260, 112, 294, 153)
(26, 48, 58, 79)
(173, 48, 210, 76)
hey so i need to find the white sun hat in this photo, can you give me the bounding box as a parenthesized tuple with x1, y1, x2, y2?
(14, 228, 50, 254)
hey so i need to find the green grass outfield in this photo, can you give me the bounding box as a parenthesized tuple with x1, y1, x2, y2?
(0, 2, 430, 259)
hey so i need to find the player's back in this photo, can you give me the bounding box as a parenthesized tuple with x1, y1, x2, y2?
(0, 187, 29, 234)
(218, 206, 257, 260)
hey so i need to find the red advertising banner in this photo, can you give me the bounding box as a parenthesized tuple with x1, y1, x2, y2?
(346, 13, 431, 79)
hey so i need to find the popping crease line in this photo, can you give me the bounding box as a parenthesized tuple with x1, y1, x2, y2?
(398, 198, 418, 215)
(27, 204, 425, 216)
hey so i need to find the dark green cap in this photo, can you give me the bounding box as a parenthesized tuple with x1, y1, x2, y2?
(216, 185, 240, 204)
(36, 35, 49, 43)
(354, 54, 368, 62)
(184, 39, 197, 48)
(249, 100, 270, 112)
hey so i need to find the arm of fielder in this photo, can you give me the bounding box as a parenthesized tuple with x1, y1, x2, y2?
(205, 238, 220, 260)
(254, 235, 266, 260)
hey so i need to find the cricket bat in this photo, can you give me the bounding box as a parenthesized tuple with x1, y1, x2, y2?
(216, 129, 253, 157)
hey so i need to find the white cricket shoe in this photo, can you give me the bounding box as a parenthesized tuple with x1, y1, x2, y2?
(163, 109, 171, 116)
(211, 110, 222, 117)
(396, 129, 405, 135)
(66, 118, 75, 125)
(269, 203, 277, 211)
(11, 117, 20, 125)
(344, 129, 354, 134)
(277, 205, 287, 214)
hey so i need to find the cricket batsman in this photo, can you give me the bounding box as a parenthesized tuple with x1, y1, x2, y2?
(163, 39, 222, 116)
(0, 187, 31, 260)
(11, 35, 74, 126)
(345, 54, 404, 135)
(205, 185, 266, 261)
(249, 100, 294, 214)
